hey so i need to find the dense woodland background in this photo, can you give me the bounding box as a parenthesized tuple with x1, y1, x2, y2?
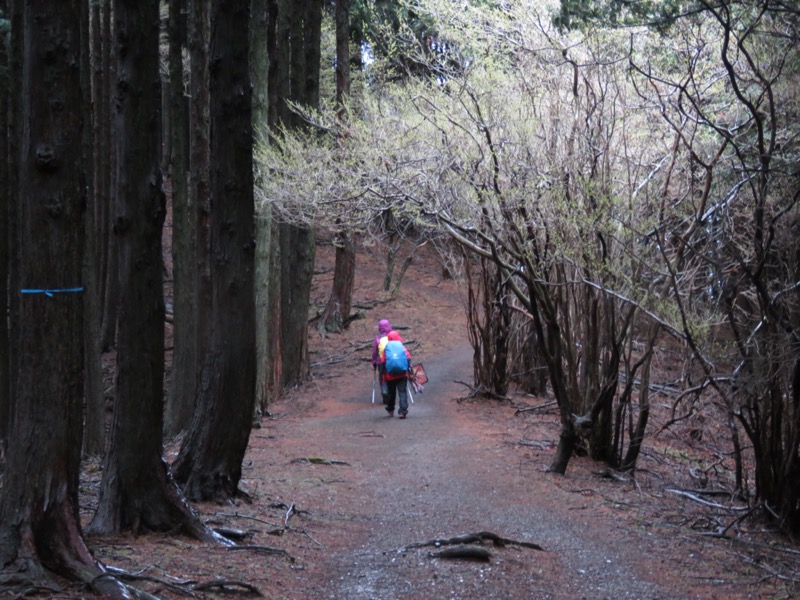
(0, 0, 798, 596)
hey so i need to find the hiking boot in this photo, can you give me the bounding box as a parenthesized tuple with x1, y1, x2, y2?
(398, 413, 407, 419)
(386, 409, 394, 417)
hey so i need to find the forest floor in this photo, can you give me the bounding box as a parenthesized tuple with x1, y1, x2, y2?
(73, 238, 800, 599)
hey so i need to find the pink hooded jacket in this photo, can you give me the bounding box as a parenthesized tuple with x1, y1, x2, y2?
(371, 319, 392, 367)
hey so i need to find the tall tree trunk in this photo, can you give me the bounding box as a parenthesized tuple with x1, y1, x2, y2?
(0, 0, 11, 450)
(277, 0, 320, 387)
(87, 0, 214, 542)
(265, 0, 287, 396)
(166, 0, 195, 437)
(252, 0, 273, 415)
(82, 0, 105, 456)
(190, 0, 213, 415)
(99, 0, 117, 351)
(0, 3, 126, 594)
(173, 0, 256, 503)
(335, 0, 350, 113)
(280, 223, 314, 387)
(320, 231, 356, 334)
(319, 0, 355, 335)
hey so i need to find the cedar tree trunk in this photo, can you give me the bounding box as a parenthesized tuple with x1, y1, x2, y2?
(0, 3, 125, 595)
(87, 0, 216, 542)
(172, 0, 257, 503)
(166, 0, 196, 437)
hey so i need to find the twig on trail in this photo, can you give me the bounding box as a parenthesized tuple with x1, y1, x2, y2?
(454, 381, 509, 402)
(666, 488, 750, 511)
(210, 512, 281, 529)
(594, 469, 630, 483)
(727, 550, 800, 583)
(402, 531, 545, 552)
(212, 527, 250, 542)
(192, 579, 263, 595)
(514, 400, 557, 415)
(517, 440, 552, 450)
(429, 545, 492, 561)
(284, 503, 296, 527)
(299, 529, 324, 548)
(310, 342, 370, 368)
(229, 545, 295, 563)
(698, 503, 765, 538)
(353, 430, 386, 438)
(276, 502, 325, 548)
(291, 457, 351, 466)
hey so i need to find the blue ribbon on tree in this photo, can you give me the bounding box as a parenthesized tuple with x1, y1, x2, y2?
(20, 287, 84, 298)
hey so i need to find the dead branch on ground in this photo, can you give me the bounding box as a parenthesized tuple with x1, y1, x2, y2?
(666, 488, 749, 511)
(228, 545, 295, 562)
(429, 545, 492, 561)
(402, 531, 545, 552)
(454, 381, 509, 402)
(192, 579, 263, 595)
(290, 457, 351, 466)
(514, 400, 557, 414)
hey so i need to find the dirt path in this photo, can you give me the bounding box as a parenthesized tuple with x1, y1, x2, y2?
(249, 345, 736, 600)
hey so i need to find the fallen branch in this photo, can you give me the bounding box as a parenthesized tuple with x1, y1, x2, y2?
(666, 488, 749, 511)
(402, 531, 545, 552)
(193, 579, 263, 595)
(453, 381, 509, 402)
(229, 545, 295, 563)
(213, 527, 250, 542)
(284, 503, 296, 527)
(210, 512, 281, 528)
(291, 457, 351, 466)
(514, 400, 557, 415)
(429, 545, 492, 562)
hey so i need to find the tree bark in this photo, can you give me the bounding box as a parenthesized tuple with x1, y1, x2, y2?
(166, 0, 196, 437)
(190, 0, 213, 416)
(320, 231, 356, 334)
(0, 3, 126, 594)
(87, 0, 213, 541)
(99, 0, 117, 351)
(173, 0, 256, 503)
(82, 0, 105, 457)
(319, 0, 355, 335)
(0, 0, 10, 450)
(252, 0, 273, 415)
(280, 222, 314, 387)
(277, 0, 320, 387)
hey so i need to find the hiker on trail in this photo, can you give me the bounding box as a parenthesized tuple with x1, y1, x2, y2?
(380, 330, 412, 419)
(372, 319, 392, 403)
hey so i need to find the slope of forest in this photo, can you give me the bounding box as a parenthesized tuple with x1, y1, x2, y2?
(75, 238, 799, 599)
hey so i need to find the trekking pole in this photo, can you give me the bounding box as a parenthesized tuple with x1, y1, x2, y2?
(372, 368, 376, 403)
(407, 378, 414, 404)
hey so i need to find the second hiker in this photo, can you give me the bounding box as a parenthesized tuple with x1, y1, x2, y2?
(372, 318, 392, 404)
(380, 330, 413, 419)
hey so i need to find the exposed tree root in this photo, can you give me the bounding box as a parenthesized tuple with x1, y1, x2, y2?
(402, 531, 545, 552)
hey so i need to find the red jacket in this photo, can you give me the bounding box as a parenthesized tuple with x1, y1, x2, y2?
(380, 330, 411, 381)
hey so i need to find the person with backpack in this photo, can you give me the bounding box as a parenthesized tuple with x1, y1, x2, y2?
(380, 330, 413, 419)
(372, 319, 392, 403)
